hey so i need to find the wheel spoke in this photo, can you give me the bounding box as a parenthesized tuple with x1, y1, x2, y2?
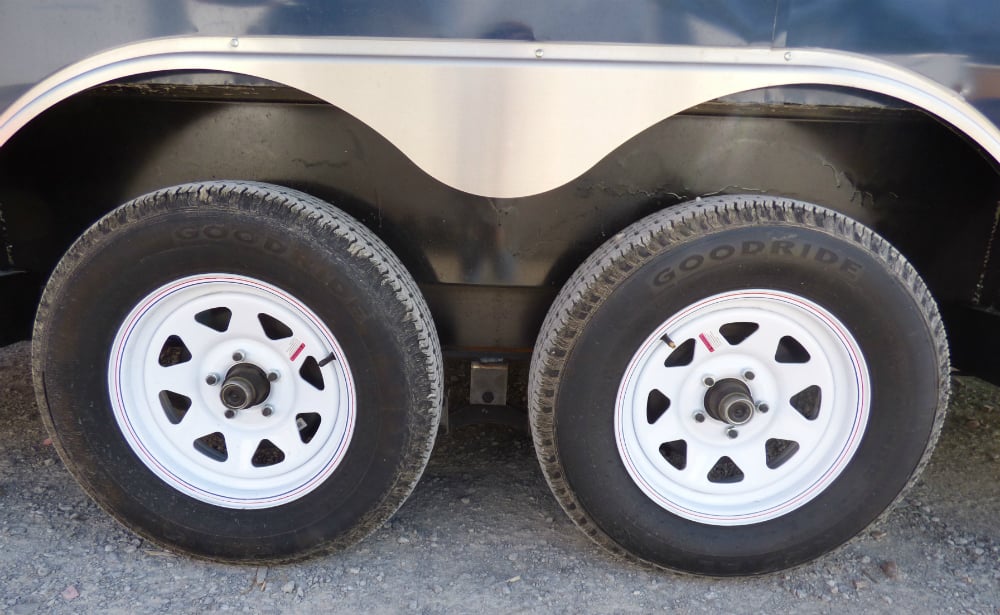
(768, 406, 824, 449)
(634, 362, 687, 406)
(162, 315, 221, 359)
(294, 372, 339, 413)
(224, 433, 261, 472)
(644, 341, 675, 373)
(636, 408, 683, 452)
(683, 442, 723, 484)
(737, 323, 786, 362)
(226, 304, 267, 339)
(148, 362, 201, 398)
(728, 442, 770, 482)
(268, 419, 310, 464)
(172, 406, 221, 445)
(771, 361, 830, 391)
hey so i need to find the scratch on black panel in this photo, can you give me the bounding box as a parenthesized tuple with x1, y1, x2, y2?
(972, 201, 1000, 305)
(0, 199, 13, 268)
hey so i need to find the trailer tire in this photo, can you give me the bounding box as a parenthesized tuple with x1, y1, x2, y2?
(529, 195, 948, 575)
(33, 181, 442, 562)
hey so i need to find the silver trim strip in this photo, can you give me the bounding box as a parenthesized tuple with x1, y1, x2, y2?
(1, 37, 998, 198)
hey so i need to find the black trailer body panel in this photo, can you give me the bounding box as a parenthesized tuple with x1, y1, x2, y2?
(2, 87, 999, 354)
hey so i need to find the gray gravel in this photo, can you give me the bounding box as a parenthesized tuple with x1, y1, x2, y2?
(1, 340, 998, 613)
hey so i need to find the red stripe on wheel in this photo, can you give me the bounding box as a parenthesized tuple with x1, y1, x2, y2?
(698, 333, 715, 352)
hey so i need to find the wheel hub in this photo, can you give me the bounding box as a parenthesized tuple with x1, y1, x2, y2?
(703, 378, 755, 425)
(220, 362, 272, 410)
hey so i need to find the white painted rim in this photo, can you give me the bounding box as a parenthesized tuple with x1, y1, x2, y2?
(615, 290, 870, 525)
(109, 274, 355, 509)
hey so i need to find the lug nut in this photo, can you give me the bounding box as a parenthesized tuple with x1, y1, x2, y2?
(262, 405, 274, 417)
(693, 411, 706, 423)
(726, 427, 739, 439)
(743, 370, 755, 381)
(224, 409, 236, 419)
(757, 402, 770, 414)
(232, 350, 246, 362)
(205, 373, 220, 386)
(703, 376, 715, 387)
(267, 370, 280, 382)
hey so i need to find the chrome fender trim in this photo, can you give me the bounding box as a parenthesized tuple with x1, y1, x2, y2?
(1, 37, 998, 198)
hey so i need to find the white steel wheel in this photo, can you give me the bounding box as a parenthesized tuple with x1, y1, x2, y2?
(34, 182, 442, 562)
(110, 274, 355, 509)
(615, 290, 869, 525)
(529, 195, 948, 575)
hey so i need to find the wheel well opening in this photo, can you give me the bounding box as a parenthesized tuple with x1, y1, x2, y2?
(0, 71, 451, 343)
(544, 83, 1000, 339)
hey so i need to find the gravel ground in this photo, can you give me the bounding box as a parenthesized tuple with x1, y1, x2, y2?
(1, 340, 998, 614)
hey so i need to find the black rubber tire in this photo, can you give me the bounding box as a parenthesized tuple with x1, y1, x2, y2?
(33, 181, 442, 562)
(529, 196, 949, 576)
